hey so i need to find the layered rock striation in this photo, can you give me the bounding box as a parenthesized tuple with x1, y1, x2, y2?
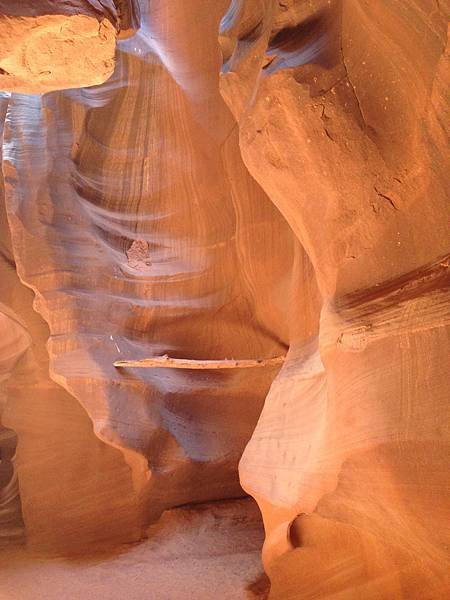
(220, 1, 450, 597)
(0, 0, 449, 599)
(1, 0, 295, 555)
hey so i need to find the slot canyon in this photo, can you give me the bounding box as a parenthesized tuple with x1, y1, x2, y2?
(0, 1, 449, 599)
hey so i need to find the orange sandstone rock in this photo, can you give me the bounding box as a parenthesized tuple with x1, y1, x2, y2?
(0, 1, 449, 599)
(0, 1, 119, 93)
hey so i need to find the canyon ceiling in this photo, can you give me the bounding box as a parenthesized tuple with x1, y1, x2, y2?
(0, 1, 449, 599)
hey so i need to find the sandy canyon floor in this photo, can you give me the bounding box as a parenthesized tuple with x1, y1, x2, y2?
(0, 499, 267, 600)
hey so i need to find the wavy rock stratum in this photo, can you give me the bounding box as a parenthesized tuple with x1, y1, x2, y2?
(0, 1, 449, 599)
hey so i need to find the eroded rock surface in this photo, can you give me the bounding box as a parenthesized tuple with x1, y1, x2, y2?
(0, 0, 449, 599)
(0, 1, 125, 93)
(220, 1, 450, 598)
(1, 0, 295, 556)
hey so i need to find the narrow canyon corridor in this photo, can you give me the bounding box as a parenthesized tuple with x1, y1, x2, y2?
(0, 1, 449, 599)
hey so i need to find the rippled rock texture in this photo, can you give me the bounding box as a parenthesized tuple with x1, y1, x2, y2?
(220, 1, 450, 598)
(1, 1, 449, 599)
(1, 0, 294, 557)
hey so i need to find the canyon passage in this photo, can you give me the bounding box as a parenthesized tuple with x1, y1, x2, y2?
(0, 1, 449, 599)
